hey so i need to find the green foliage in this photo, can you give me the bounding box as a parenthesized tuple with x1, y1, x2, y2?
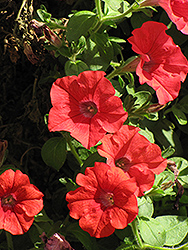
(63, 222, 99, 250)
(155, 216, 188, 246)
(66, 11, 97, 42)
(37, 5, 66, 29)
(65, 60, 89, 76)
(139, 217, 166, 247)
(138, 196, 154, 218)
(41, 137, 67, 170)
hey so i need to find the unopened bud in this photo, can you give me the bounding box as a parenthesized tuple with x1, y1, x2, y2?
(147, 103, 166, 113)
(119, 56, 140, 73)
(30, 19, 44, 36)
(42, 25, 62, 48)
(139, 0, 160, 7)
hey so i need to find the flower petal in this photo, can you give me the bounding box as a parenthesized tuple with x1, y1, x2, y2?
(0, 169, 15, 195)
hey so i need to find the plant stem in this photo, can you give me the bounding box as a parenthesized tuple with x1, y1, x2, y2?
(130, 218, 144, 249)
(95, 0, 103, 20)
(6, 231, 14, 250)
(106, 68, 122, 80)
(62, 132, 83, 166)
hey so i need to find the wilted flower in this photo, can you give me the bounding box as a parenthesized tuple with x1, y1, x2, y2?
(40, 232, 74, 250)
(127, 21, 188, 104)
(48, 71, 128, 149)
(97, 125, 167, 196)
(66, 162, 138, 238)
(0, 169, 44, 235)
(0, 139, 8, 167)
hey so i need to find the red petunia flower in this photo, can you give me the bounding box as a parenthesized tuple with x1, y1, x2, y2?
(66, 162, 138, 238)
(48, 71, 128, 149)
(158, 0, 188, 35)
(97, 125, 167, 197)
(140, 0, 188, 35)
(127, 21, 188, 104)
(0, 169, 44, 235)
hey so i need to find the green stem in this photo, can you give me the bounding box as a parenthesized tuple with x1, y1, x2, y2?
(95, 0, 103, 20)
(106, 67, 122, 80)
(130, 218, 144, 249)
(6, 231, 14, 250)
(62, 132, 83, 166)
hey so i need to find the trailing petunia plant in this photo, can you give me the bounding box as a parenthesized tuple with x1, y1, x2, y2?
(1, 0, 188, 249)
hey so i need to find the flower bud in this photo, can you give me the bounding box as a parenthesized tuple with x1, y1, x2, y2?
(119, 56, 140, 73)
(42, 25, 62, 48)
(147, 103, 166, 113)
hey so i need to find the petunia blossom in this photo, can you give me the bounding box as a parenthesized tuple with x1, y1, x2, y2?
(0, 169, 44, 235)
(140, 0, 188, 35)
(48, 71, 128, 149)
(66, 162, 138, 238)
(127, 21, 188, 104)
(97, 125, 167, 197)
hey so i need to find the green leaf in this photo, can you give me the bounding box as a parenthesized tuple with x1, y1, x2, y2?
(37, 5, 51, 22)
(139, 218, 166, 247)
(138, 196, 154, 218)
(155, 216, 188, 246)
(178, 95, 188, 114)
(138, 127, 155, 143)
(131, 12, 152, 29)
(102, 0, 123, 11)
(41, 137, 67, 171)
(133, 91, 152, 108)
(65, 222, 99, 250)
(169, 157, 188, 174)
(65, 60, 89, 76)
(81, 38, 110, 71)
(172, 106, 187, 125)
(66, 11, 96, 42)
(91, 33, 114, 59)
(161, 146, 175, 158)
(34, 209, 53, 223)
(58, 45, 71, 58)
(109, 37, 126, 43)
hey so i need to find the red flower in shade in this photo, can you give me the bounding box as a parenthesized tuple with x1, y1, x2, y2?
(0, 169, 44, 235)
(66, 162, 138, 238)
(97, 125, 167, 197)
(48, 71, 128, 149)
(127, 21, 188, 104)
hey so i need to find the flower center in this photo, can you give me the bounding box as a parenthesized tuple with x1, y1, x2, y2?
(79, 101, 98, 118)
(100, 191, 114, 207)
(1, 194, 16, 208)
(115, 157, 131, 172)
